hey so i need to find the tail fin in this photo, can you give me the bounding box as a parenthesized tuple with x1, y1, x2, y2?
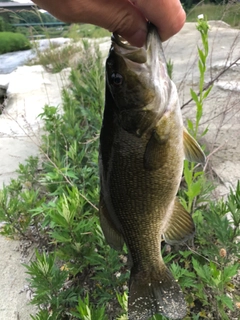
(128, 265, 187, 320)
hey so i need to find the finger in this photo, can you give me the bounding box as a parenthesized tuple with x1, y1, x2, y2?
(33, 0, 148, 47)
(133, 0, 186, 41)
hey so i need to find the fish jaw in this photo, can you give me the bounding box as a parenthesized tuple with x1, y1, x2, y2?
(145, 23, 173, 115)
(106, 24, 179, 137)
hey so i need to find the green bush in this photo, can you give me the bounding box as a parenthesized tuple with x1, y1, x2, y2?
(0, 31, 31, 54)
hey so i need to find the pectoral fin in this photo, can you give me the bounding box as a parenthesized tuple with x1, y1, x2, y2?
(99, 195, 124, 251)
(163, 199, 195, 245)
(183, 127, 206, 164)
(144, 113, 171, 171)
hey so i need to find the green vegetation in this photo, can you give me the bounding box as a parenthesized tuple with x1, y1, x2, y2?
(0, 16, 14, 32)
(186, 2, 240, 27)
(69, 24, 110, 39)
(0, 18, 239, 320)
(27, 24, 110, 73)
(28, 40, 80, 73)
(180, 16, 212, 216)
(0, 31, 31, 54)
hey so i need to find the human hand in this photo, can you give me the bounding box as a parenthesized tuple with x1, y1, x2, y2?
(32, 0, 185, 47)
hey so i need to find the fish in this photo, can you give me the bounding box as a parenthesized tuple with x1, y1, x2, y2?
(99, 23, 205, 320)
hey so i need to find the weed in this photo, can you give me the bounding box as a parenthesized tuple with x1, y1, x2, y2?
(179, 16, 212, 216)
(28, 40, 79, 73)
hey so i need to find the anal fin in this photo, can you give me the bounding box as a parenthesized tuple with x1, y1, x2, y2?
(183, 127, 206, 164)
(99, 194, 124, 251)
(163, 198, 195, 245)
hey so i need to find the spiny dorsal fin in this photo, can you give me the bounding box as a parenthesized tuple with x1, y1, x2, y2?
(183, 127, 206, 164)
(99, 195, 124, 251)
(163, 198, 195, 245)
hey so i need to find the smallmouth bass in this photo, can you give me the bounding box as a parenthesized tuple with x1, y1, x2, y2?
(99, 23, 205, 320)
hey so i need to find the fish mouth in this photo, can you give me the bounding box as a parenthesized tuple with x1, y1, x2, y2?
(111, 33, 147, 64)
(111, 23, 171, 116)
(111, 23, 164, 65)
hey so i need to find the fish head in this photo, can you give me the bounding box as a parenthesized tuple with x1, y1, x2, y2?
(105, 23, 174, 134)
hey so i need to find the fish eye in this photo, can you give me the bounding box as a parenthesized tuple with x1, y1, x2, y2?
(111, 73, 123, 86)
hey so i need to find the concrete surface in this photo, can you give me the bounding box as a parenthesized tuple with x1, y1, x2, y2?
(0, 65, 71, 186)
(0, 234, 35, 320)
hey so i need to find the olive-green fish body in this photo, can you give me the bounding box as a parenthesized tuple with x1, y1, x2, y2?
(99, 23, 205, 320)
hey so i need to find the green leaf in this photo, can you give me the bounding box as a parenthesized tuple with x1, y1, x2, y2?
(198, 60, 204, 74)
(179, 197, 188, 211)
(191, 180, 202, 197)
(197, 47, 205, 65)
(217, 295, 234, 311)
(203, 85, 213, 99)
(190, 89, 199, 104)
(183, 160, 192, 187)
(201, 126, 208, 137)
(223, 264, 239, 282)
(179, 250, 192, 259)
(209, 261, 220, 279)
(192, 258, 211, 283)
(187, 119, 194, 132)
(64, 170, 78, 179)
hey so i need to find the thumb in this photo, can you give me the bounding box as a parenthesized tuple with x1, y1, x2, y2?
(32, 0, 148, 47)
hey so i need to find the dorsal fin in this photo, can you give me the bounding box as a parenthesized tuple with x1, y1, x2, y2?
(183, 127, 206, 164)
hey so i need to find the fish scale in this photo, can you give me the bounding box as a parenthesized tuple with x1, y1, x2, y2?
(109, 129, 177, 262)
